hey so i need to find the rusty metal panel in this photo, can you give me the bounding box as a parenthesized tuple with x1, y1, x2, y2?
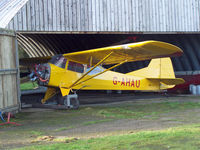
(4, 0, 200, 32)
(0, 28, 20, 113)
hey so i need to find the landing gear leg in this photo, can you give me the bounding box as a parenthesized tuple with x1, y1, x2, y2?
(64, 94, 79, 109)
(57, 93, 79, 109)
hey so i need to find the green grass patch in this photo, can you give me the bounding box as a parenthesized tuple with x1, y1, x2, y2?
(93, 101, 200, 120)
(14, 124, 200, 150)
(29, 130, 44, 136)
(5, 101, 200, 127)
(82, 119, 113, 126)
(2, 100, 200, 149)
(54, 126, 73, 132)
(20, 81, 38, 90)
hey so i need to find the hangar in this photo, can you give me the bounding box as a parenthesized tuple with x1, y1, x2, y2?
(3, 0, 200, 72)
(1, 0, 200, 112)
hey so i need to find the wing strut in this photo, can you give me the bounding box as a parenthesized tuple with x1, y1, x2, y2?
(68, 52, 113, 89)
(72, 60, 127, 88)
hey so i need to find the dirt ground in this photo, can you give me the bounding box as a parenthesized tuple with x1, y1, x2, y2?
(0, 94, 200, 149)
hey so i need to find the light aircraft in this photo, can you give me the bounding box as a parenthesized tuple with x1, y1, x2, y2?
(21, 40, 184, 108)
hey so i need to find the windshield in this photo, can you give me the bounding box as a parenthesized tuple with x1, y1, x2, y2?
(49, 55, 67, 69)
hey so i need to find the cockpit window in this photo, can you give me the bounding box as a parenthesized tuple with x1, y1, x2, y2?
(86, 66, 105, 75)
(68, 61, 84, 73)
(49, 55, 67, 69)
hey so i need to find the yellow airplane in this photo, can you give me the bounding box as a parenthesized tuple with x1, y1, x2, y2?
(21, 40, 184, 108)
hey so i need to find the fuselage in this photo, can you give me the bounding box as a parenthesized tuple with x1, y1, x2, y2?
(48, 63, 162, 91)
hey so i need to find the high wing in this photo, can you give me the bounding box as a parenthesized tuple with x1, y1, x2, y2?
(20, 41, 183, 66)
(63, 40, 183, 65)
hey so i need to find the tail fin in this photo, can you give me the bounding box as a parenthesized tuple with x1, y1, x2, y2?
(127, 57, 184, 88)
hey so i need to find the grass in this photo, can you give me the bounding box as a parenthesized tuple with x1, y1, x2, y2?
(2, 101, 200, 127)
(20, 81, 38, 90)
(82, 119, 113, 126)
(14, 124, 200, 150)
(54, 126, 73, 132)
(93, 101, 200, 120)
(2, 99, 200, 149)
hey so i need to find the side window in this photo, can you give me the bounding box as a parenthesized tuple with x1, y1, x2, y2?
(56, 57, 67, 69)
(49, 55, 67, 69)
(68, 61, 84, 73)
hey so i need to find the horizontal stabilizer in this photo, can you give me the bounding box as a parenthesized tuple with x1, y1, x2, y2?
(147, 78, 185, 85)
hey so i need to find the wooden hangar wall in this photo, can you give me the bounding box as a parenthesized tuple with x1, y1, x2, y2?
(6, 0, 200, 32)
(5, 0, 200, 73)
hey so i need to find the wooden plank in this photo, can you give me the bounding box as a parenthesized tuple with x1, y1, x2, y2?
(121, 0, 126, 31)
(154, 0, 159, 31)
(134, 0, 139, 31)
(194, 0, 200, 31)
(84, 0, 89, 31)
(125, 0, 129, 31)
(56, 0, 61, 31)
(125, 0, 130, 31)
(88, 0, 93, 31)
(60, 0, 65, 31)
(22, 5, 27, 31)
(114, 0, 119, 31)
(183, 0, 189, 31)
(145, 0, 150, 31)
(2, 36, 11, 69)
(11, 74, 18, 106)
(26, 0, 31, 31)
(68, 0, 73, 31)
(102, 0, 108, 31)
(17, 9, 22, 31)
(64, 0, 70, 31)
(72, 0, 77, 31)
(167, 0, 172, 31)
(0, 36, 2, 69)
(0, 37, 2, 109)
(99, 0, 103, 31)
(128, 0, 132, 31)
(91, 0, 96, 31)
(95, 0, 100, 31)
(35, 0, 40, 31)
(39, 0, 44, 31)
(106, 0, 111, 31)
(30, 0, 36, 31)
(76, 0, 81, 31)
(80, 0, 85, 31)
(3, 75, 8, 108)
(47, 0, 53, 31)
(52, 0, 57, 31)
(0, 75, 3, 109)
(43, 0, 48, 31)
(6, 74, 12, 107)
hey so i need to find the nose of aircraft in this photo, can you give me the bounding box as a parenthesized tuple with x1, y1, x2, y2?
(30, 63, 51, 85)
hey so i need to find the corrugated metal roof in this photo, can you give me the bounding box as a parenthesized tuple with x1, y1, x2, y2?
(0, 0, 28, 28)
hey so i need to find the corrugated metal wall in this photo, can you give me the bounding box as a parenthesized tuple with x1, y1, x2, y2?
(7, 0, 200, 32)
